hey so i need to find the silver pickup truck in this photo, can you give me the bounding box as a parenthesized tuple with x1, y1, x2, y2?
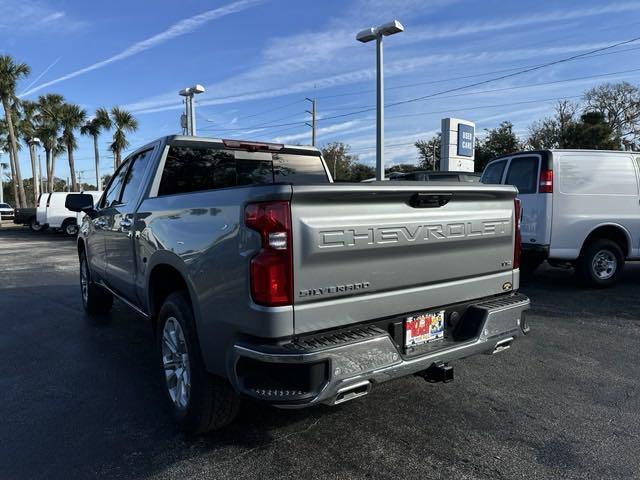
(66, 135, 530, 433)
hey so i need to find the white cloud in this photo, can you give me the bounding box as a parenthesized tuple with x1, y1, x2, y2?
(401, 2, 640, 45)
(0, 0, 84, 33)
(20, 0, 265, 97)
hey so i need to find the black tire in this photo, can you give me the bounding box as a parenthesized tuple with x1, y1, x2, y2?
(29, 217, 43, 232)
(62, 219, 79, 237)
(80, 252, 113, 315)
(576, 239, 624, 288)
(156, 292, 240, 434)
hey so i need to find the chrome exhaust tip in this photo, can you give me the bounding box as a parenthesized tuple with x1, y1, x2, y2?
(333, 381, 371, 405)
(491, 337, 514, 355)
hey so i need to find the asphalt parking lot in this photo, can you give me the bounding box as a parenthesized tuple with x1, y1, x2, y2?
(1, 222, 639, 480)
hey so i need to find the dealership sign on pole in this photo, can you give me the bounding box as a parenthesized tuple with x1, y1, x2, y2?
(440, 118, 475, 172)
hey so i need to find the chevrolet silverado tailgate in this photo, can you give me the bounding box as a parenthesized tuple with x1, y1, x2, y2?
(290, 183, 518, 334)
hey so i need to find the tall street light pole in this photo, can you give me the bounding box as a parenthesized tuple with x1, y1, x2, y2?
(179, 84, 205, 136)
(356, 20, 404, 181)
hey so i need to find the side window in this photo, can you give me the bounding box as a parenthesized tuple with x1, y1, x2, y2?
(158, 147, 238, 196)
(120, 150, 151, 205)
(481, 160, 507, 184)
(100, 160, 130, 208)
(505, 156, 539, 194)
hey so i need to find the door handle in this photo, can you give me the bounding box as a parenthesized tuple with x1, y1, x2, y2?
(120, 218, 133, 230)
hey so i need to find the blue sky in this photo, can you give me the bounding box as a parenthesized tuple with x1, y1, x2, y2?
(2, 0, 640, 183)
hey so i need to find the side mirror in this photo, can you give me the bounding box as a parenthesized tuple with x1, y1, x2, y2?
(65, 193, 95, 214)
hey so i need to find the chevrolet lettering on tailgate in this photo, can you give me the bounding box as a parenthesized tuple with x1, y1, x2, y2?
(318, 219, 511, 249)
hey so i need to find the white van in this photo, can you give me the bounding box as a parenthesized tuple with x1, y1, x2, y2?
(41, 191, 102, 236)
(481, 149, 640, 287)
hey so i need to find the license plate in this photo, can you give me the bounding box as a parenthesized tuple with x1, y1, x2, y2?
(405, 310, 445, 347)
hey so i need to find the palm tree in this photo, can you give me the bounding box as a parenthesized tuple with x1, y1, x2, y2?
(59, 103, 86, 192)
(0, 115, 23, 206)
(36, 93, 64, 192)
(0, 55, 29, 207)
(109, 107, 138, 168)
(18, 99, 41, 204)
(0, 123, 11, 203)
(81, 108, 111, 190)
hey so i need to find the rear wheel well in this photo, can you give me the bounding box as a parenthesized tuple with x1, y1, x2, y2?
(581, 226, 629, 258)
(148, 264, 192, 325)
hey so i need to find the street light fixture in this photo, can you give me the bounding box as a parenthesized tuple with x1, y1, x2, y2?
(356, 20, 404, 181)
(178, 84, 206, 136)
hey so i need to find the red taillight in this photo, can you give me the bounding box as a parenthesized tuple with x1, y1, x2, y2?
(539, 169, 553, 193)
(514, 198, 522, 270)
(245, 201, 292, 306)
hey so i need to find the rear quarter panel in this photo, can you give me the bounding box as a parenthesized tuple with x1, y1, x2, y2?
(135, 184, 294, 376)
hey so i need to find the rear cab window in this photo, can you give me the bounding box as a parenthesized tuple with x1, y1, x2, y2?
(157, 144, 329, 196)
(505, 156, 540, 194)
(481, 160, 507, 184)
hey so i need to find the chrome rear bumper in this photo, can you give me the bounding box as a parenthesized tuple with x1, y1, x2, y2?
(232, 293, 530, 408)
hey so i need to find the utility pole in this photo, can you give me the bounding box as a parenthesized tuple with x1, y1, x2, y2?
(305, 97, 317, 146)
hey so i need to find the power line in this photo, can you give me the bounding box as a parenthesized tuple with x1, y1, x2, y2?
(385, 35, 640, 109)
(316, 44, 640, 102)
(314, 65, 640, 124)
(201, 36, 640, 135)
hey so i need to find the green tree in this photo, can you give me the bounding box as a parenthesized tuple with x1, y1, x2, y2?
(110, 107, 138, 168)
(18, 99, 42, 205)
(475, 121, 522, 171)
(527, 100, 579, 149)
(414, 134, 441, 170)
(81, 108, 111, 190)
(37, 93, 65, 192)
(59, 103, 87, 192)
(584, 82, 640, 149)
(321, 142, 358, 181)
(348, 163, 375, 182)
(563, 111, 620, 150)
(0, 55, 29, 207)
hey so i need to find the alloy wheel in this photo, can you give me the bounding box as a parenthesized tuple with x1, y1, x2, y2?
(162, 317, 191, 410)
(80, 258, 89, 304)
